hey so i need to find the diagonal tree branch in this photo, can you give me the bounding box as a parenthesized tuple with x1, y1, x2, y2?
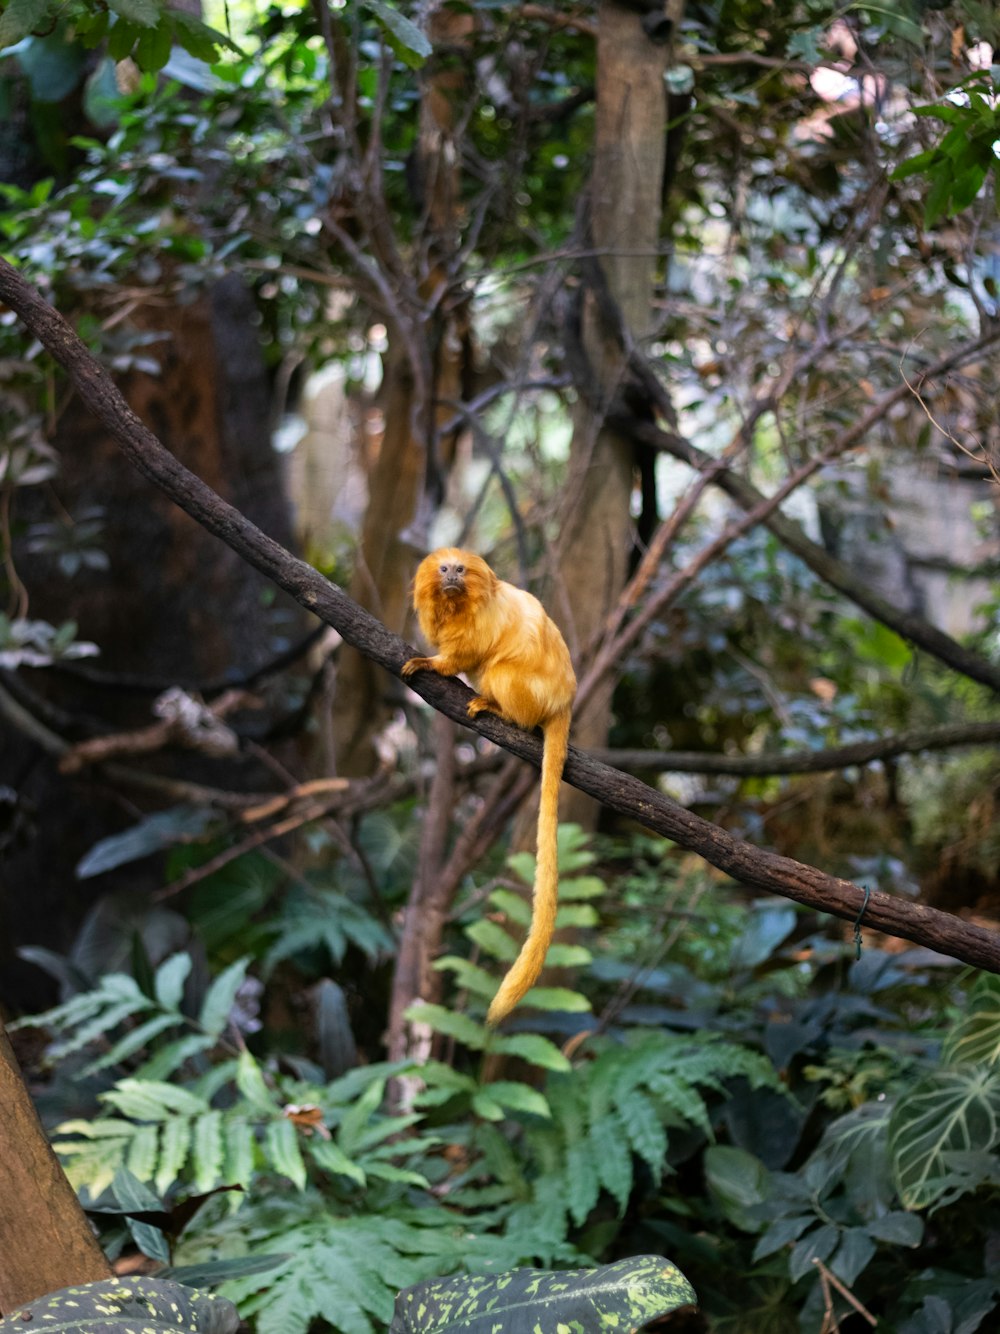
(2, 256, 999, 973)
(612, 405, 1000, 695)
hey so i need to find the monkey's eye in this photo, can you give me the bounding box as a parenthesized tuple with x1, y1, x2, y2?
(439, 564, 449, 574)
(456, 564, 465, 574)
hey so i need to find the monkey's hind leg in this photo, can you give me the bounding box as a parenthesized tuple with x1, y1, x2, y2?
(467, 694, 502, 720)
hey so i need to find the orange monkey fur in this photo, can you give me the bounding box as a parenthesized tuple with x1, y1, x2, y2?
(401, 548, 576, 1025)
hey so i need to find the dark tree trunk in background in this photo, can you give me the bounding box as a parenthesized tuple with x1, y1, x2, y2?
(557, 1, 671, 822)
(0, 275, 299, 1012)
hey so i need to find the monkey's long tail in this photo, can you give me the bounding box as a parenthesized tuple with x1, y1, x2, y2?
(486, 710, 571, 1027)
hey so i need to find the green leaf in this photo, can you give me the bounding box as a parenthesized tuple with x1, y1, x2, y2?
(830, 1227, 876, 1286)
(0, 0, 54, 47)
(76, 806, 217, 879)
(170, 10, 242, 59)
(154, 952, 192, 1010)
(107, 18, 142, 61)
(753, 1214, 816, 1261)
(888, 1066, 1000, 1209)
(192, 1109, 225, 1192)
(465, 918, 519, 960)
(406, 1002, 487, 1049)
(482, 1080, 551, 1119)
(943, 975, 1000, 1068)
(490, 1031, 571, 1071)
(788, 1223, 839, 1283)
(84, 1013, 181, 1075)
(156, 1115, 192, 1194)
(362, 0, 431, 69)
(103, 1079, 208, 1121)
(165, 1255, 290, 1287)
(234, 1050, 279, 1114)
(308, 1138, 366, 1186)
(0, 1277, 240, 1334)
(543, 942, 592, 967)
(134, 19, 173, 70)
(107, 0, 160, 27)
(704, 1145, 769, 1231)
(729, 903, 797, 970)
(392, 1256, 696, 1333)
(264, 1118, 307, 1190)
(16, 35, 87, 102)
(198, 957, 250, 1037)
(865, 1211, 923, 1246)
(518, 985, 591, 1012)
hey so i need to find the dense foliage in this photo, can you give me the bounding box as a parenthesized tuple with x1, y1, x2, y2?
(2, 0, 1000, 1331)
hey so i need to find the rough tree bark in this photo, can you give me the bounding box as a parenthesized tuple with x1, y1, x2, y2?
(0, 1022, 111, 1312)
(557, 1, 672, 820)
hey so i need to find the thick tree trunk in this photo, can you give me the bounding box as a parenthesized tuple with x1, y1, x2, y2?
(558, 2, 671, 820)
(0, 1022, 111, 1312)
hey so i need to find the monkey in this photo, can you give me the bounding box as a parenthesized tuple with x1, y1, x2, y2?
(401, 548, 576, 1026)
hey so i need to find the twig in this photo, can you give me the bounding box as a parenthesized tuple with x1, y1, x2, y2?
(812, 1258, 877, 1328)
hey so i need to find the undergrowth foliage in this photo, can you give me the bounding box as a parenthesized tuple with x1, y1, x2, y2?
(16, 826, 1000, 1333)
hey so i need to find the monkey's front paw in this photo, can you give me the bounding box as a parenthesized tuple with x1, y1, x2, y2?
(401, 656, 431, 678)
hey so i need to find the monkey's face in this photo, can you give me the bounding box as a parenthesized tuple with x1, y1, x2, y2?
(414, 548, 497, 610)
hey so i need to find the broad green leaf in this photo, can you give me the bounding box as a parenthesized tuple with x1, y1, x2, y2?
(0, 1277, 239, 1334)
(830, 1228, 876, 1286)
(729, 903, 797, 970)
(393, 1255, 696, 1333)
(788, 1223, 839, 1283)
(753, 1214, 815, 1261)
(943, 975, 1000, 1068)
(134, 19, 173, 70)
(0, 0, 54, 47)
(76, 805, 216, 879)
(362, 0, 431, 69)
(889, 1066, 1000, 1209)
(705, 1145, 769, 1231)
(107, 0, 160, 27)
(865, 1211, 923, 1246)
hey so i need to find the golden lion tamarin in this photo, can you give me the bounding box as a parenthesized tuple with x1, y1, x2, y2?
(401, 548, 576, 1025)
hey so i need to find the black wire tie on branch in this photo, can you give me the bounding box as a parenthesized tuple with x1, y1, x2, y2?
(853, 884, 872, 960)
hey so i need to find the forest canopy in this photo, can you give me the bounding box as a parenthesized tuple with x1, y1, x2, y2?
(1, 1, 1000, 1331)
